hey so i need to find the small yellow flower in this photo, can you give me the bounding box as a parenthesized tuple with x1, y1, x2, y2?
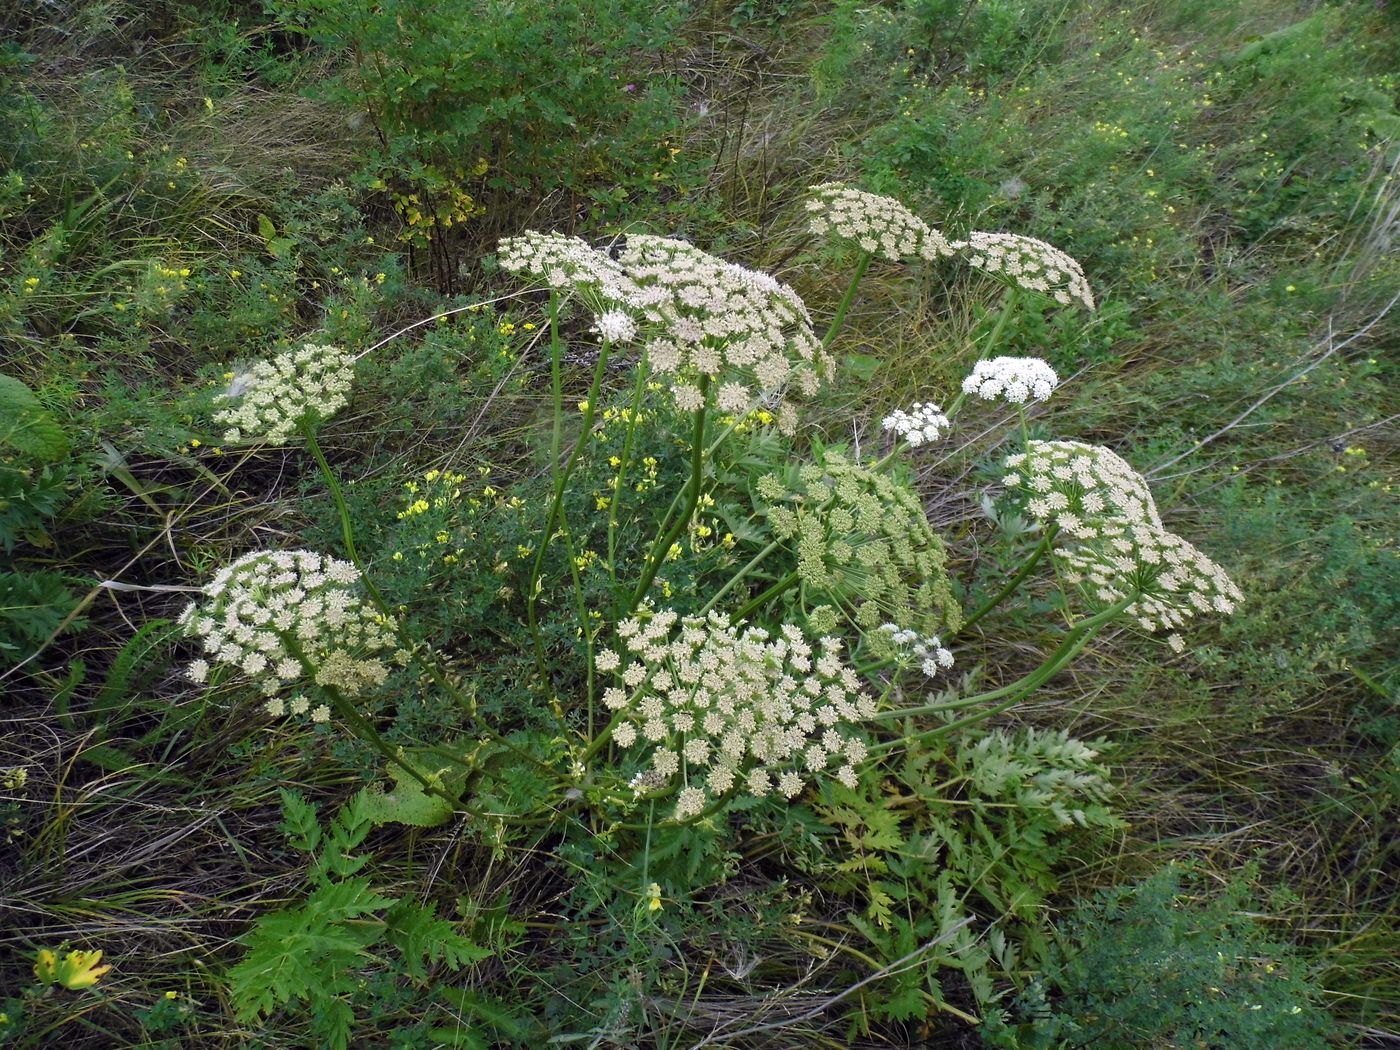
(189, 438, 201, 448)
(646, 882, 663, 912)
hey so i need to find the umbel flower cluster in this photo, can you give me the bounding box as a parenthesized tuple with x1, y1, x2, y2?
(1058, 525, 1244, 649)
(1001, 441, 1242, 647)
(596, 610, 877, 819)
(1002, 441, 1162, 539)
(497, 230, 640, 309)
(177, 550, 397, 720)
(756, 451, 961, 641)
(963, 356, 1060, 404)
(878, 623, 955, 678)
(498, 231, 834, 433)
(214, 342, 354, 443)
(952, 231, 1096, 310)
(805, 182, 953, 262)
(619, 235, 832, 432)
(882, 401, 950, 446)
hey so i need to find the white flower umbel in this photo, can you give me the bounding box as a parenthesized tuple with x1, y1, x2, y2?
(1059, 522, 1244, 651)
(1001, 440, 1162, 539)
(999, 442, 1242, 650)
(592, 309, 637, 344)
(952, 231, 1095, 310)
(878, 623, 954, 678)
(962, 356, 1059, 404)
(177, 550, 396, 718)
(497, 230, 643, 309)
(616, 235, 835, 434)
(597, 610, 876, 819)
(805, 182, 953, 262)
(214, 342, 353, 443)
(881, 401, 949, 446)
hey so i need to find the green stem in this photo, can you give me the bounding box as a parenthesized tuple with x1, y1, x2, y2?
(700, 538, 782, 615)
(303, 425, 361, 566)
(527, 305, 610, 685)
(982, 285, 1019, 359)
(957, 526, 1058, 637)
(629, 378, 709, 611)
(869, 595, 1135, 747)
(823, 251, 872, 349)
(321, 687, 468, 809)
(873, 629, 1101, 753)
(607, 355, 651, 596)
(943, 287, 1020, 424)
(733, 569, 798, 622)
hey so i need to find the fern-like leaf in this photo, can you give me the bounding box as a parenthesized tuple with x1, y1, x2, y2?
(383, 899, 492, 979)
(278, 788, 322, 854)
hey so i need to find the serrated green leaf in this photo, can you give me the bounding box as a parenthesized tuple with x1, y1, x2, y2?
(0, 374, 69, 461)
(278, 788, 322, 853)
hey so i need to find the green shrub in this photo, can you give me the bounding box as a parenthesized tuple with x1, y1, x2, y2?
(987, 866, 1338, 1049)
(269, 0, 697, 286)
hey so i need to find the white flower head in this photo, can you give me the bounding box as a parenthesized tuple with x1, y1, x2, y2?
(1058, 522, 1244, 637)
(592, 309, 637, 345)
(180, 549, 396, 719)
(617, 235, 833, 431)
(806, 183, 953, 262)
(882, 401, 950, 446)
(213, 342, 354, 443)
(952, 231, 1095, 310)
(1002, 440, 1162, 536)
(962, 356, 1059, 404)
(497, 231, 639, 308)
(594, 609, 876, 819)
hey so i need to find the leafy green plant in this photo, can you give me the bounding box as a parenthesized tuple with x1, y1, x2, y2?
(227, 788, 491, 1050)
(807, 725, 1125, 1023)
(985, 865, 1338, 1048)
(270, 0, 695, 287)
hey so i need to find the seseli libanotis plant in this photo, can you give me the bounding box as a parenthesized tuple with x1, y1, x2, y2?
(172, 182, 1241, 832)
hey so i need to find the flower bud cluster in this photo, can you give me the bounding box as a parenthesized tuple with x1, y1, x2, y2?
(878, 623, 954, 678)
(881, 401, 949, 446)
(756, 451, 961, 640)
(617, 235, 833, 434)
(596, 610, 877, 819)
(177, 550, 397, 720)
(962, 356, 1059, 404)
(1002, 440, 1162, 539)
(805, 182, 953, 262)
(214, 343, 353, 443)
(952, 231, 1095, 310)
